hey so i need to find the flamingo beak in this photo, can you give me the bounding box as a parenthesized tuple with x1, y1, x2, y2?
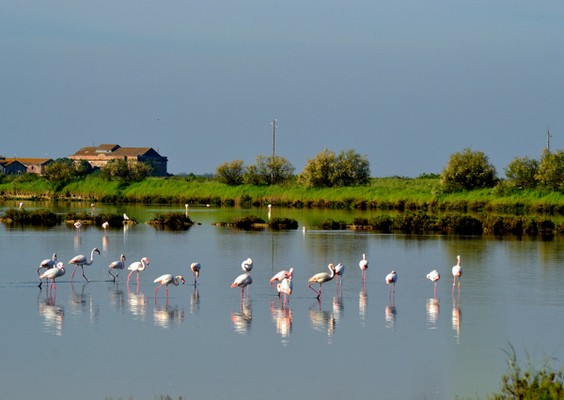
(181, 277, 186, 284)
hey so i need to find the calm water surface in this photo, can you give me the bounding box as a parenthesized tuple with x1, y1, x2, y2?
(1, 202, 563, 399)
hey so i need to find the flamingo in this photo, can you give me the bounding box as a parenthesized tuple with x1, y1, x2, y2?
(452, 255, 462, 288)
(308, 263, 336, 300)
(241, 258, 253, 273)
(39, 262, 65, 291)
(385, 270, 397, 294)
(426, 269, 440, 296)
(123, 213, 130, 222)
(69, 248, 100, 282)
(19, 202, 24, 209)
(359, 253, 368, 281)
(269, 267, 294, 290)
(37, 253, 57, 288)
(108, 254, 127, 282)
(74, 221, 82, 234)
(334, 262, 345, 286)
(277, 277, 293, 307)
(185, 204, 189, 217)
(154, 274, 185, 298)
(231, 273, 253, 299)
(190, 262, 201, 286)
(102, 221, 109, 235)
(127, 257, 150, 284)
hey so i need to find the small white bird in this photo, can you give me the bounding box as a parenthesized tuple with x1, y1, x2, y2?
(123, 213, 130, 221)
(231, 273, 253, 299)
(308, 263, 336, 300)
(190, 262, 201, 286)
(127, 257, 150, 284)
(359, 253, 368, 282)
(154, 274, 185, 298)
(69, 248, 100, 282)
(241, 258, 253, 273)
(108, 254, 127, 282)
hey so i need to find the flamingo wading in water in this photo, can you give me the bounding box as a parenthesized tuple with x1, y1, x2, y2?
(385, 270, 398, 294)
(190, 262, 201, 286)
(277, 277, 293, 307)
(154, 274, 185, 298)
(334, 262, 345, 286)
(269, 267, 294, 293)
(39, 262, 65, 291)
(359, 253, 368, 282)
(37, 253, 57, 288)
(452, 255, 462, 288)
(127, 257, 150, 284)
(241, 258, 253, 273)
(108, 254, 127, 282)
(69, 248, 100, 282)
(307, 263, 336, 300)
(231, 273, 253, 299)
(426, 269, 440, 296)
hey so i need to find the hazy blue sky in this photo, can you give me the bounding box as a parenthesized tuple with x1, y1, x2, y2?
(2, 1, 564, 177)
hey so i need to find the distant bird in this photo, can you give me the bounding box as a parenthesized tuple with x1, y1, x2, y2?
(74, 221, 82, 234)
(334, 262, 345, 286)
(127, 257, 150, 284)
(426, 269, 440, 296)
(102, 221, 110, 235)
(123, 213, 130, 221)
(267, 204, 272, 220)
(108, 254, 127, 282)
(359, 253, 368, 282)
(277, 278, 293, 307)
(385, 270, 397, 293)
(185, 204, 189, 217)
(190, 262, 201, 286)
(18, 202, 24, 209)
(39, 262, 65, 290)
(241, 258, 253, 273)
(154, 274, 185, 298)
(308, 263, 336, 300)
(69, 248, 100, 282)
(90, 203, 96, 215)
(37, 253, 57, 288)
(231, 273, 253, 299)
(452, 255, 462, 288)
(269, 267, 294, 290)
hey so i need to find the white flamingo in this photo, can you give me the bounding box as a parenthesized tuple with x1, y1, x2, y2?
(108, 254, 127, 282)
(190, 262, 201, 286)
(269, 267, 294, 289)
(334, 262, 345, 286)
(308, 263, 336, 300)
(185, 204, 189, 217)
(452, 255, 462, 288)
(231, 273, 253, 299)
(277, 277, 293, 307)
(359, 253, 368, 281)
(69, 248, 100, 282)
(426, 269, 440, 296)
(154, 274, 185, 298)
(39, 262, 65, 291)
(74, 221, 82, 234)
(37, 253, 57, 288)
(241, 258, 253, 273)
(102, 221, 110, 235)
(385, 270, 398, 294)
(123, 213, 130, 222)
(127, 257, 150, 284)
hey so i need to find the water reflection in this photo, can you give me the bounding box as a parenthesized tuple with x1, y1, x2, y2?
(452, 301, 462, 344)
(102, 236, 109, 253)
(127, 286, 147, 321)
(426, 298, 440, 328)
(38, 291, 64, 336)
(190, 287, 200, 315)
(70, 282, 100, 324)
(308, 301, 335, 341)
(270, 300, 293, 345)
(108, 282, 126, 313)
(385, 304, 397, 329)
(231, 299, 252, 334)
(358, 285, 367, 326)
(332, 295, 344, 324)
(153, 304, 185, 329)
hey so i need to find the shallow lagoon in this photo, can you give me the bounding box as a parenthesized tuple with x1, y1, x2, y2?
(1, 202, 563, 399)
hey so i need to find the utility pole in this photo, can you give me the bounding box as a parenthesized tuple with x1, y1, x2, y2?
(547, 127, 552, 152)
(271, 118, 277, 159)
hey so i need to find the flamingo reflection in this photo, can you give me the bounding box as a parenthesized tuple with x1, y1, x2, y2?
(332, 294, 344, 323)
(38, 290, 64, 336)
(69, 282, 99, 323)
(426, 298, 440, 327)
(107, 281, 125, 312)
(153, 304, 185, 329)
(231, 299, 252, 334)
(385, 304, 397, 329)
(190, 286, 200, 314)
(270, 300, 293, 344)
(452, 301, 461, 344)
(127, 287, 147, 320)
(359, 285, 367, 324)
(308, 301, 335, 339)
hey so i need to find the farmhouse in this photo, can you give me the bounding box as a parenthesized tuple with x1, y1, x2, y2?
(0, 156, 53, 175)
(69, 144, 168, 176)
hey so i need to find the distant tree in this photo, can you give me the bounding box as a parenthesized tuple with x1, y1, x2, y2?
(535, 149, 564, 192)
(44, 158, 89, 184)
(505, 156, 539, 189)
(215, 160, 245, 186)
(439, 148, 497, 192)
(243, 155, 295, 186)
(101, 159, 151, 183)
(299, 148, 371, 188)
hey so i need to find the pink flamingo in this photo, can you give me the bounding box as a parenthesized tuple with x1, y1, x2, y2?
(231, 273, 253, 299)
(308, 263, 336, 300)
(69, 248, 100, 282)
(426, 269, 440, 297)
(277, 278, 293, 307)
(37, 253, 57, 288)
(108, 254, 127, 282)
(359, 253, 368, 282)
(452, 255, 462, 290)
(127, 257, 150, 284)
(154, 274, 185, 298)
(39, 262, 65, 292)
(385, 270, 397, 294)
(269, 267, 294, 291)
(334, 262, 345, 286)
(190, 262, 201, 286)
(241, 258, 253, 273)
(102, 221, 110, 235)
(74, 221, 82, 235)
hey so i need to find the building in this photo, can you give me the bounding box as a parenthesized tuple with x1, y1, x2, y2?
(69, 144, 168, 176)
(0, 156, 53, 175)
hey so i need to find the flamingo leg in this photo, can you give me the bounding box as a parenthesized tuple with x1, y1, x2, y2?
(109, 270, 116, 282)
(81, 266, 89, 282)
(70, 266, 79, 282)
(308, 284, 320, 297)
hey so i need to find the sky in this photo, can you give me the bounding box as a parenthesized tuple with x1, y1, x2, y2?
(2, 1, 564, 177)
